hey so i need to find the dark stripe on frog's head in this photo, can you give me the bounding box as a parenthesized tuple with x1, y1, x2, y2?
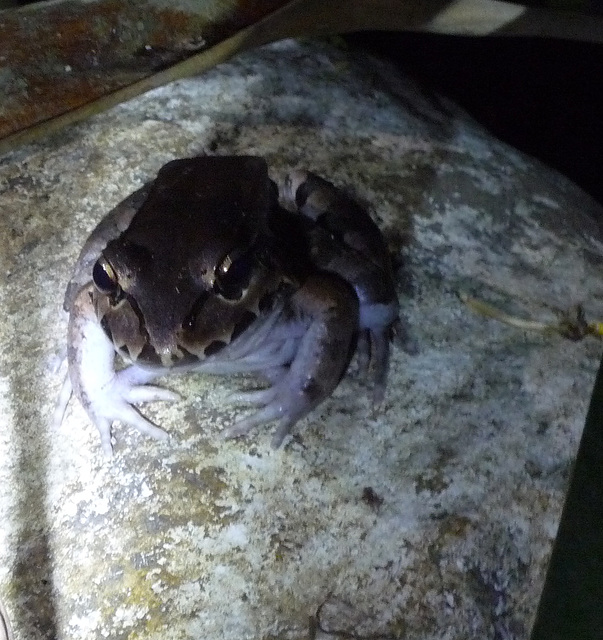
(204, 340, 227, 357)
(231, 310, 257, 342)
(182, 291, 212, 331)
(258, 291, 277, 314)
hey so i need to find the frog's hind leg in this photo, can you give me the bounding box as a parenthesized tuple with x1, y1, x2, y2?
(282, 169, 400, 405)
(367, 328, 390, 404)
(222, 273, 359, 448)
(354, 326, 394, 404)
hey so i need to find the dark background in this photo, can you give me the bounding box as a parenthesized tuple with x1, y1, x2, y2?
(349, 32, 603, 211)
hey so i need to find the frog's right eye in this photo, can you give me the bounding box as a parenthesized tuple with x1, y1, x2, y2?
(214, 247, 255, 301)
(93, 258, 120, 297)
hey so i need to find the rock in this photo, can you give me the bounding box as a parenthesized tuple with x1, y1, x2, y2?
(0, 39, 602, 640)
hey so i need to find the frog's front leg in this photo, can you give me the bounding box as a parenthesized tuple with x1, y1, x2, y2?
(223, 274, 359, 448)
(65, 285, 177, 456)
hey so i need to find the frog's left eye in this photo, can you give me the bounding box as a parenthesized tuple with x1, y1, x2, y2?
(214, 248, 254, 301)
(93, 258, 120, 297)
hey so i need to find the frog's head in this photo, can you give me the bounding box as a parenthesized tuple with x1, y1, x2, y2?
(90, 156, 284, 367)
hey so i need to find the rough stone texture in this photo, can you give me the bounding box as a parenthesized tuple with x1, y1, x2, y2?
(1, 39, 602, 640)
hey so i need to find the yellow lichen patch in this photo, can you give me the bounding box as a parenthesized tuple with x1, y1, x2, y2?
(156, 463, 236, 527)
(98, 566, 165, 638)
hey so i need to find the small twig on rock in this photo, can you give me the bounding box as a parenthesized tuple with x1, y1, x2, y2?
(459, 292, 603, 342)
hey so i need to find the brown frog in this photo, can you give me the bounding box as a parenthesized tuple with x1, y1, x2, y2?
(55, 156, 399, 454)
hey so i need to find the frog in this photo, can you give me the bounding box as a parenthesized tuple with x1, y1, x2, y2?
(55, 156, 399, 455)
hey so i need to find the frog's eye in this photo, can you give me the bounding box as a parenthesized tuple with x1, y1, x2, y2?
(93, 258, 120, 297)
(214, 248, 254, 301)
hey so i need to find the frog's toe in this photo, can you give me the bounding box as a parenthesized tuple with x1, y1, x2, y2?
(271, 417, 297, 448)
(369, 329, 390, 405)
(356, 330, 371, 375)
(224, 378, 321, 445)
(97, 417, 114, 458)
(221, 403, 283, 440)
(124, 385, 180, 404)
(354, 324, 395, 404)
(261, 366, 289, 384)
(79, 371, 173, 454)
(227, 386, 277, 406)
(117, 366, 166, 386)
(117, 405, 170, 442)
(90, 396, 170, 456)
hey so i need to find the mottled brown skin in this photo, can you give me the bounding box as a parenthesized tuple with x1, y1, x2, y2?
(58, 156, 399, 453)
